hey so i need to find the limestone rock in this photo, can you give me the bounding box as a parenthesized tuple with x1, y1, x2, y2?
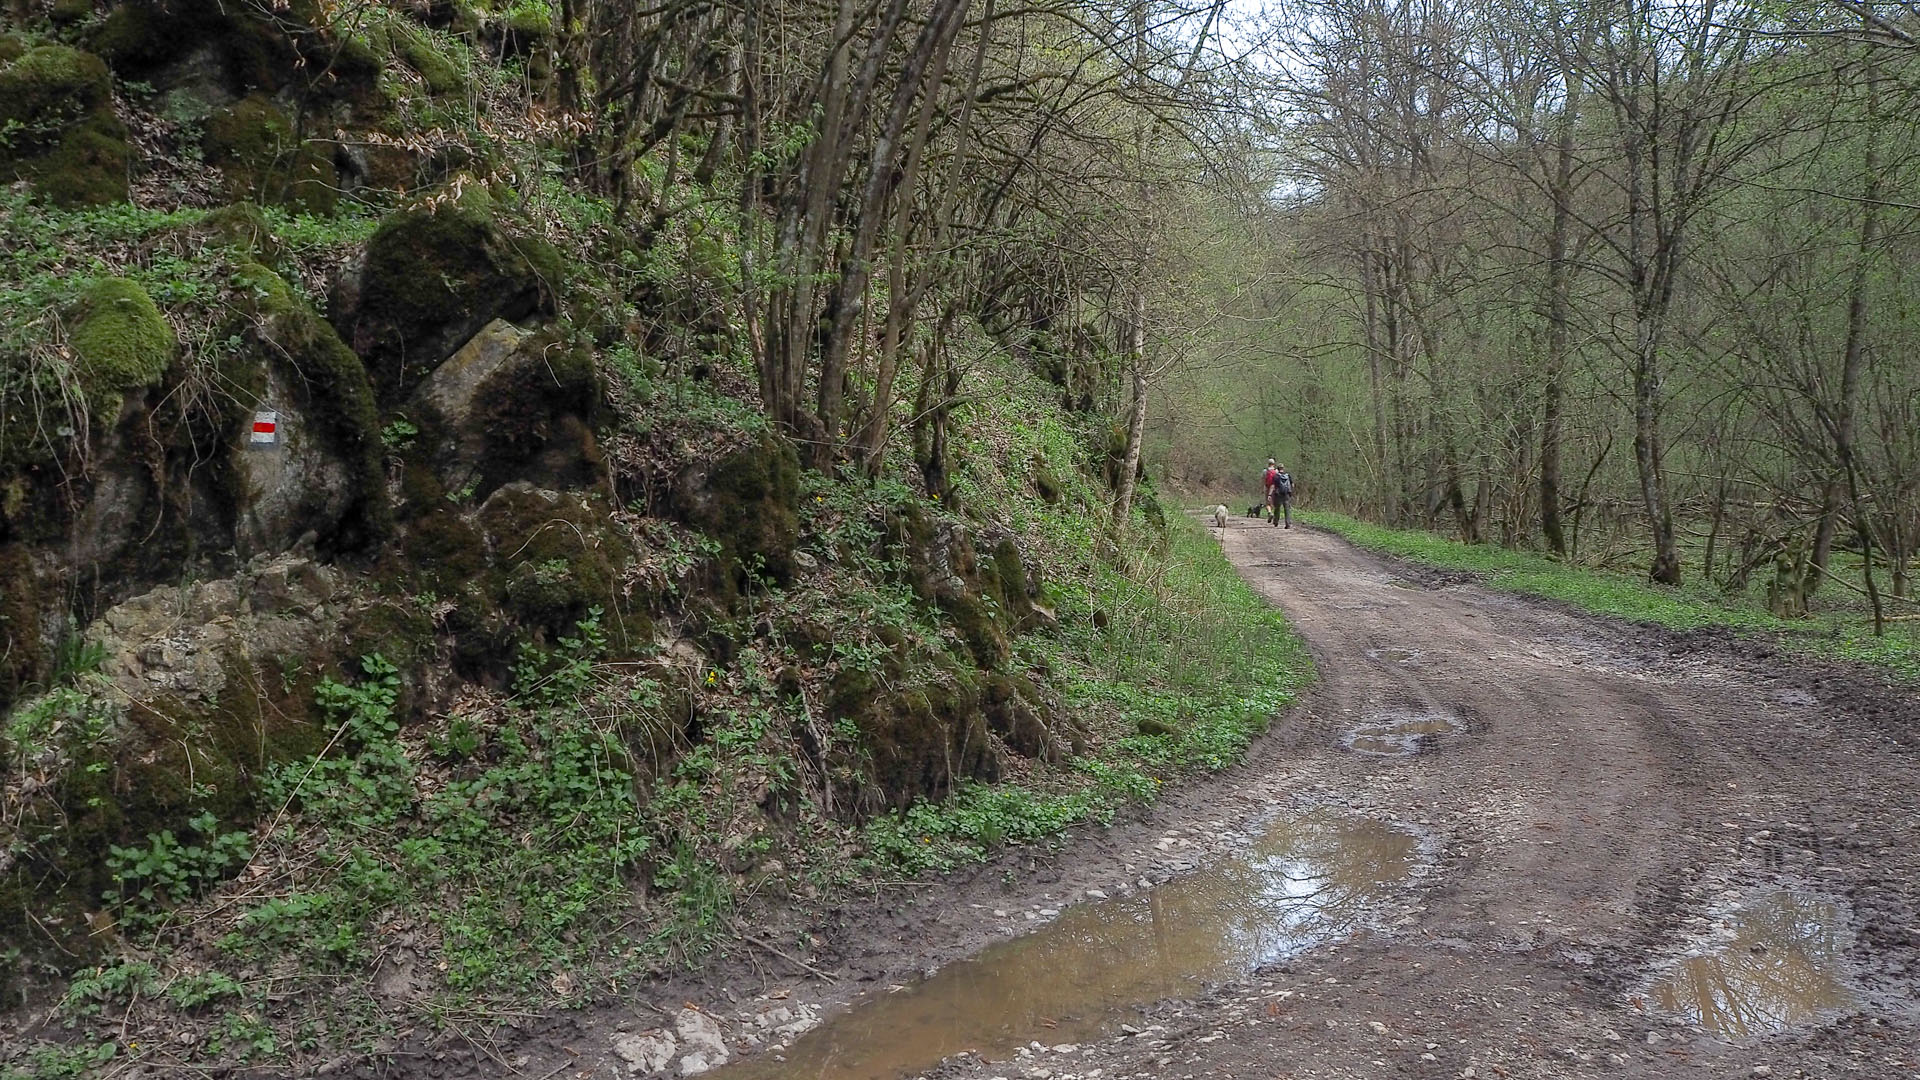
(611, 1030, 677, 1075)
(673, 1008, 729, 1074)
(332, 195, 561, 404)
(410, 319, 602, 501)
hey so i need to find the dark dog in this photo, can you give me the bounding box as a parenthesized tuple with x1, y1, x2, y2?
(1245, 504, 1263, 518)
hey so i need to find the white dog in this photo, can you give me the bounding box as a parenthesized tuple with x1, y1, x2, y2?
(1211, 504, 1228, 528)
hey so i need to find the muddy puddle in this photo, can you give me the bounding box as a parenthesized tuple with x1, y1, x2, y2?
(1648, 891, 1856, 1038)
(715, 812, 1417, 1080)
(1343, 711, 1461, 756)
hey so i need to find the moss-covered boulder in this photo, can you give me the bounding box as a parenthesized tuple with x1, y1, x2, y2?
(202, 94, 338, 214)
(194, 200, 284, 263)
(0, 557, 366, 980)
(51, 0, 95, 25)
(0, 44, 111, 135)
(0, 45, 133, 206)
(409, 319, 603, 507)
(374, 20, 466, 96)
(0, 544, 56, 717)
(393, 483, 641, 680)
(227, 263, 389, 553)
(671, 434, 801, 598)
(983, 672, 1077, 761)
(828, 659, 998, 809)
(90, 0, 382, 114)
(68, 278, 177, 410)
(474, 482, 630, 635)
(334, 194, 560, 404)
(496, 3, 553, 84)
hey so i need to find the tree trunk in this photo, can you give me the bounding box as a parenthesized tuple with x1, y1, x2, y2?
(1112, 289, 1150, 527)
(1358, 239, 1393, 524)
(1834, 76, 1883, 632)
(1539, 66, 1580, 557)
(1631, 333, 1682, 585)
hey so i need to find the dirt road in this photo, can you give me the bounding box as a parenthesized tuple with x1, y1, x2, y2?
(941, 518, 1920, 1079)
(545, 520, 1920, 1080)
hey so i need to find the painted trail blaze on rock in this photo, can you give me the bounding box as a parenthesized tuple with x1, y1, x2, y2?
(250, 411, 278, 444)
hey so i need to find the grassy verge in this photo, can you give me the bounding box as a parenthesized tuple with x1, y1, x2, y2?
(1305, 511, 1920, 682)
(866, 516, 1313, 874)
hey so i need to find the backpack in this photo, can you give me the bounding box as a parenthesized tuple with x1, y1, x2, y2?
(1263, 467, 1279, 491)
(1276, 472, 1293, 497)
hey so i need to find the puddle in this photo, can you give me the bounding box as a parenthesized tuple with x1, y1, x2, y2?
(714, 812, 1416, 1080)
(1648, 891, 1855, 1038)
(1344, 711, 1461, 756)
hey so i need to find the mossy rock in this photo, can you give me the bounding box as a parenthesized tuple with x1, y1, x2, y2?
(828, 657, 998, 809)
(17, 111, 132, 206)
(980, 538, 1035, 626)
(0, 34, 27, 66)
(195, 201, 283, 262)
(474, 483, 630, 638)
(1032, 457, 1062, 503)
(85, 1, 169, 67)
(503, 4, 552, 48)
(498, 2, 552, 82)
(983, 672, 1068, 761)
(672, 434, 801, 599)
(340, 599, 436, 675)
(231, 263, 391, 545)
(0, 544, 53, 716)
(341, 194, 557, 403)
(0, 45, 132, 206)
(409, 321, 604, 504)
(406, 483, 647, 680)
(50, 0, 94, 25)
(377, 21, 465, 96)
(68, 277, 176, 410)
(0, 635, 337, 976)
(398, 506, 489, 596)
(202, 95, 338, 214)
(89, 0, 382, 114)
(939, 587, 1009, 669)
(0, 44, 111, 136)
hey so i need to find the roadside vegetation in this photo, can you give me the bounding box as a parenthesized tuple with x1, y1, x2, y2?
(1308, 512, 1920, 682)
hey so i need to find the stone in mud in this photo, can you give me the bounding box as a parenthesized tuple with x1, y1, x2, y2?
(611, 1030, 677, 1075)
(673, 1008, 729, 1073)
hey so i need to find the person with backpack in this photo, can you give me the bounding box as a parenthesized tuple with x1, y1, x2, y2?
(1263, 459, 1294, 528)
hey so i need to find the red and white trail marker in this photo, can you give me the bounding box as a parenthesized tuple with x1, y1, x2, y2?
(250, 411, 279, 445)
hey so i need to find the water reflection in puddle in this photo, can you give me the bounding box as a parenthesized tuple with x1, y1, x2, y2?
(716, 812, 1416, 1080)
(1650, 891, 1855, 1038)
(1344, 712, 1460, 756)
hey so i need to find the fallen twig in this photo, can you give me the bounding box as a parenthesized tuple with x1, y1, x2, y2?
(743, 934, 835, 982)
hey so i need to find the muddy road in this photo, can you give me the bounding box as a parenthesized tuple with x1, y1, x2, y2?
(539, 520, 1920, 1080)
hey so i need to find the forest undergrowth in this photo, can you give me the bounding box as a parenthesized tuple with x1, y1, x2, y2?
(5, 376, 1310, 1078)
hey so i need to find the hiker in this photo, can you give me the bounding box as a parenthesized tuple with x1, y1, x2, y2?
(1262, 459, 1294, 529)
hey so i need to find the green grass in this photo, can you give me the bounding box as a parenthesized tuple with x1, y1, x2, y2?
(1306, 511, 1920, 682)
(865, 514, 1315, 876)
